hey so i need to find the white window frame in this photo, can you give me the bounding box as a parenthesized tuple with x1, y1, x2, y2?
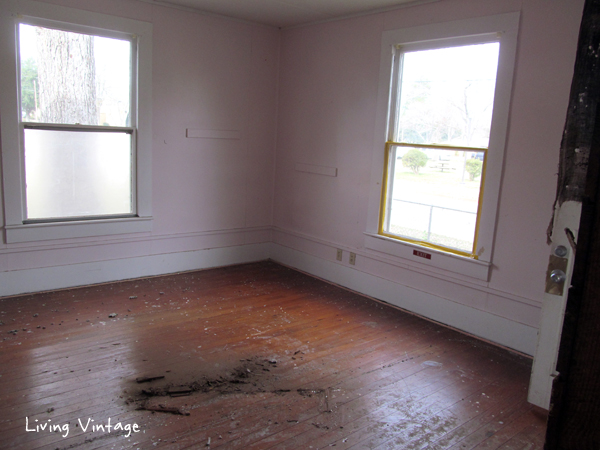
(0, 0, 153, 243)
(364, 13, 519, 281)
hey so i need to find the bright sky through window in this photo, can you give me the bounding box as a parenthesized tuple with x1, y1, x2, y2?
(395, 43, 499, 148)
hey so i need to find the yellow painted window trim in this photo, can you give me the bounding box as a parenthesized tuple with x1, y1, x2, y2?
(378, 141, 489, 259)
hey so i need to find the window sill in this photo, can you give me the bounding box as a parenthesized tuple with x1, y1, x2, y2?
(364, 232, 491, 281)
(5, 216, 153, 243)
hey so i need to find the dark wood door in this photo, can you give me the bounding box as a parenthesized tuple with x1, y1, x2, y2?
(545, 0, 600, 447)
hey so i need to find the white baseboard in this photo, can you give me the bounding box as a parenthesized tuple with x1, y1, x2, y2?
(0, 236, 538, 356)
(0, 243, 270, 298)
(270, 243, 538, 356)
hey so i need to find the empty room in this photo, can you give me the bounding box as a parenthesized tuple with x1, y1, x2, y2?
(0, 0, 596, 448)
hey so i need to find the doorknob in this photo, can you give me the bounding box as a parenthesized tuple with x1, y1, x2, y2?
(550, 269, 566, 284)
(545, 253, 569, 295)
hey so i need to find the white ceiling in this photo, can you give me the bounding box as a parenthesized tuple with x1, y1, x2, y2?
(147, 0, 437, 28)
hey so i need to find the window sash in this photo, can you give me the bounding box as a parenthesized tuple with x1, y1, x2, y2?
(17, 17, 137, 128)
(379, 141, 488, 258)
(21, 123, 136, 222)
(388, 41, 499, 147)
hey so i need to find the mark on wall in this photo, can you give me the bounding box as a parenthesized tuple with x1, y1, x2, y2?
(295, 163, 337, 177)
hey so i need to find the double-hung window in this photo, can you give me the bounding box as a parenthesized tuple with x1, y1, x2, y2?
(365, 14, 519, 280)
(20, 22, 135, 221)
(381, 40, 499, 257)
(0, 1, 152, 243)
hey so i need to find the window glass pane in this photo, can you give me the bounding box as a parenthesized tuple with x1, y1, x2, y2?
(24, 129, 132, 219)
(19, 24, 131, 126)
(394, 43, 499, 147)
(385, 147, 484, 252)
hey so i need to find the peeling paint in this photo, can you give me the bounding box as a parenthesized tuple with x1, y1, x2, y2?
(549, 5, 600, 242)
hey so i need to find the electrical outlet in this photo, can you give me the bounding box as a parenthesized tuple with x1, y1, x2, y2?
(336, 249, 343, 261)
(349, 252, 356, 265)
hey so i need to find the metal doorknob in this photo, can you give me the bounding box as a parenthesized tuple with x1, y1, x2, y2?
(554, 245, 568, 257)
(550, 269, 566, 284)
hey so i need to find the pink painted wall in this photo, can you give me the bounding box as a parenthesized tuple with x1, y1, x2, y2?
(0, 0, 279, 272)
(273, 0, 585, 328)
(0, 0, 588, 342)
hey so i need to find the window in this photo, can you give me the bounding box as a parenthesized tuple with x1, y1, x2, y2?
(381, 41, 499, 257)
(365, 14, 519, 280)
(0, 1, 152, 242)
(20, 23, 134, 221)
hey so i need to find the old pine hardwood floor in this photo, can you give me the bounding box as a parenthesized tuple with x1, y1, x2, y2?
(0, 261, 547, 449)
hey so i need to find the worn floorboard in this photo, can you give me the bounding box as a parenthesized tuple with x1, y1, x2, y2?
(0, 261, 546, 449)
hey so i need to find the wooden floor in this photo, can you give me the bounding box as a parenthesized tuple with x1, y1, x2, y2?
(0, 261, 547, 449)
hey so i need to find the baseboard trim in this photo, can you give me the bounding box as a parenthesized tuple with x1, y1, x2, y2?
(0, 237, 538, 355)
(0, 243, 270, 297)
(270, 243, 538, 356)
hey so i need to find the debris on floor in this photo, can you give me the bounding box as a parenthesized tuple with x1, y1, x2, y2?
(136, 375, 166, 383)
(137, 403, 190, 416)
